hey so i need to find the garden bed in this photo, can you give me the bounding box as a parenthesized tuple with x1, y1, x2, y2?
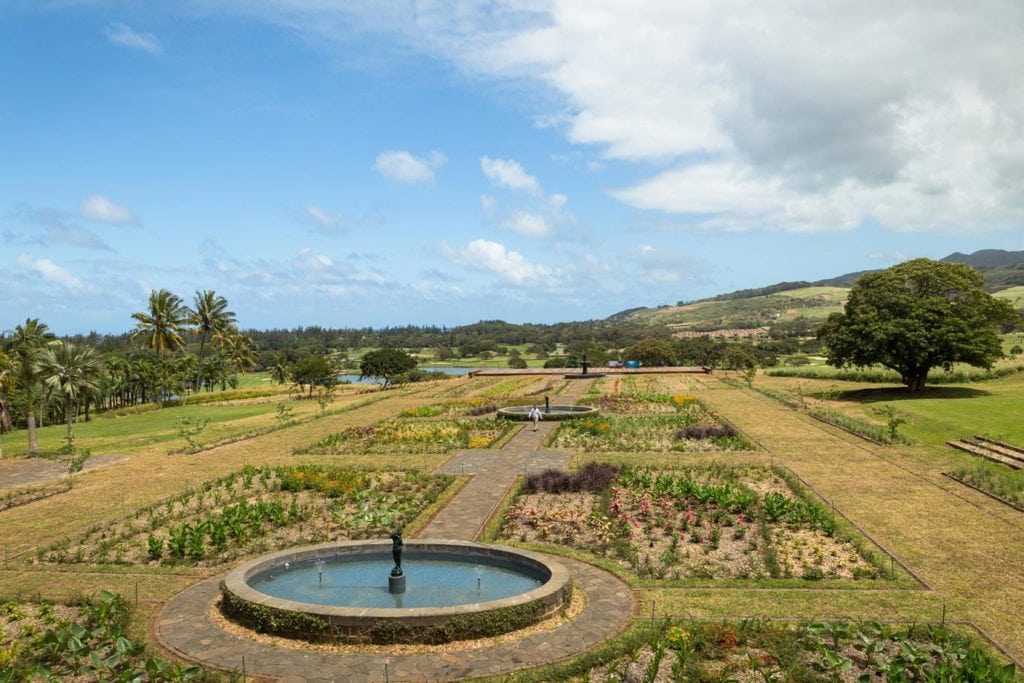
(0, 592, 199, 681)
(37, 465, 452, 568)
(398, 398, 498, 418)
(549, 404, 752, 453)
(541, 619, 1015, 683)
(296, 417, 513, 455)
(500, 465, 879, 581)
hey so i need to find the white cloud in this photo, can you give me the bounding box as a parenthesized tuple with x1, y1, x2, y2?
(80, 195, 139, 225)
(441, 239, 554, 286)
(105, 23, 163, 54)
(480, 156, 541, 194)
(17, 253, 82, 290)
(504, 210, 552, 238)
(306, 205, 342, 230)
(374, 150, 446, 183)
(227, 2, 1024, 234)
(180, 3, 1024, 233)
(480, 2, 1024, 232)
(293, 248, 340, 274)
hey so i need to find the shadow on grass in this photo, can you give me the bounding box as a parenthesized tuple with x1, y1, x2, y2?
(831, 386, 992, 403)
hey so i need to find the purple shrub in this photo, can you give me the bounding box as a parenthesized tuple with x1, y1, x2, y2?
(675, 423, 736, 441)
(523, 462, 621, 494)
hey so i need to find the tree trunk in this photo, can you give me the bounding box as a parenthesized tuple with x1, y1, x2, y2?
(903, 367, 930, 391)
(66, 402, 74, 445)
(192, 333, 208, 404)
(27, 412, 38, 457)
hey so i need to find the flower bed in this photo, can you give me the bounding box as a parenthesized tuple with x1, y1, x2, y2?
(397, 398, 496, 418)
(297, 417, 513, 455)
(38, 465, 451, 568)
(580, 393, 698, 415)
(501, 466, 878, 580)
(561, 620, 1012, 682)
(0, 592, 200, 681)
(550, 404, 751, 452)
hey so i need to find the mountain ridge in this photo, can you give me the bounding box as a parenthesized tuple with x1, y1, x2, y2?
(608, 249, 1024, 330)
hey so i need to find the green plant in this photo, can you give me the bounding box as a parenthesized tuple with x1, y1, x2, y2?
(871, 404, 907, 442)
(174, 415, 210, 452)
(146, 533, 164, 561)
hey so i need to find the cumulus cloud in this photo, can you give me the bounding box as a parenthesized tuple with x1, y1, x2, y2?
(224, 2, 1024, 233)
(374, 150, 446, 183)
(105, 23, 163, 54)
(80, 195, 139, 225)
(503, 210, 552, 238)
(480, 156, 541, 194)
(17, 253, 83, 289)
(441, 239, 554, 286)
(481, 2, 1024, 232)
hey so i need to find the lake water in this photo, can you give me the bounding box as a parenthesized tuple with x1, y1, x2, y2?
(339, 366, 485, 385)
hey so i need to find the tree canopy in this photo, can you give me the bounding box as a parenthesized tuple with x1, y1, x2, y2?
(359, 348, 417, 388)
(818, 258, 1019, 390)
(623, 339, 677, 367)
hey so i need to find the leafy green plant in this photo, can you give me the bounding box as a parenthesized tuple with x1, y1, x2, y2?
(174, 415, 210, 452)
(146, 533, 163, 561)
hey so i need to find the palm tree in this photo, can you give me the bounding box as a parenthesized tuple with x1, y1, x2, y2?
(132, 289, 188, 405)
(268, 358, 290, 385)
(8, 319, 56, 456)
(188, 290, 235, 396)
(226, 332, 258, 381)
(35, 340, 104, 446)
(132, 289, 189, 355)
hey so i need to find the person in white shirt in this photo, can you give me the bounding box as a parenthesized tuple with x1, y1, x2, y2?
(527, 405, 542, 431)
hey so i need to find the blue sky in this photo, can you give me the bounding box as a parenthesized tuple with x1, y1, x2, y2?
(3, 2, 1022, 334)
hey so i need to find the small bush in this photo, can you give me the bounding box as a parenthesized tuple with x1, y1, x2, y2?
(675, 423, 737, 440)
(523, 462, 621, 494)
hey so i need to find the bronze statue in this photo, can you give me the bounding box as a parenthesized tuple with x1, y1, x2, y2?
(390, 528, 404, 574)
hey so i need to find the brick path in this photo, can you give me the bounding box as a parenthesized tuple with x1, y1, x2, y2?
(155, 378, 636, 681)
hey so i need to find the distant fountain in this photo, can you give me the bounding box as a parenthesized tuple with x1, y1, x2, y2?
(564, 351, 605, 380)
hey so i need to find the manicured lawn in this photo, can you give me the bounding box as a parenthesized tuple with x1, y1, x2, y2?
(758, 372, 1024, 448)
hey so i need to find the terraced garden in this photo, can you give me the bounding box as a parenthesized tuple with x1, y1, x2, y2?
(2, 370, 1023, 681)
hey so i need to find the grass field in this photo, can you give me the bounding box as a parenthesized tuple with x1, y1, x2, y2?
(3, 369, 1024, 679)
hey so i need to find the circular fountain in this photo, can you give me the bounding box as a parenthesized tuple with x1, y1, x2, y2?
(221, 539, 571, 644)
(496, 404, 599, 421)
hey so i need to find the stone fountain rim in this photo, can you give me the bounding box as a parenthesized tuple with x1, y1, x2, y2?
(223, 539, 571, 620)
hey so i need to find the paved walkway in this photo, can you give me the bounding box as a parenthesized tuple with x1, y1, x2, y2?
(421, 378, 590, 540)
(423, 424, 571, 540)
(0, 454, 128, 489)
(155, 379, 637, 681)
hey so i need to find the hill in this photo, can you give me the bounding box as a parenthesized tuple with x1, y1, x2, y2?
(612, 249, 1024, 333)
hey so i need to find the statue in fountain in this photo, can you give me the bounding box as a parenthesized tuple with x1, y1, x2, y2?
(390, 528, 404, 574)
(389, 528, 406, 594)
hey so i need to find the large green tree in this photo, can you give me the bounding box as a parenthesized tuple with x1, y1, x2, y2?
(8, 318, 56, 455)
(36, 340, 104, 446)
(818, 258, 1019, 391)
(359, 348, 417, 388)
(623, 339, 677, 367)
